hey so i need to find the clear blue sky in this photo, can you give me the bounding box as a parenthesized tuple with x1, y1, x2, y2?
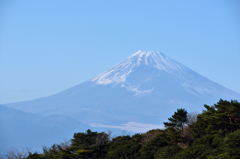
(0, 0, 239, 103)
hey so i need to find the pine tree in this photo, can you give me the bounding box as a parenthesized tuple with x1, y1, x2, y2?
(164, 108, 188, 131)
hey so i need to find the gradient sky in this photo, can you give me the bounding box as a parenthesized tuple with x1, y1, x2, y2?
(0, 0, 239, 103)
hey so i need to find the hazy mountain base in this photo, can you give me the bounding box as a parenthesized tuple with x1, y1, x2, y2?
(0, 105, 136, 155)
(0, 105, 85, 155)
(3, 99, 239, 159)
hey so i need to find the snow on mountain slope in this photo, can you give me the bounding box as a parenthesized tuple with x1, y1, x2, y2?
(92, 50, 238, 98)
(92, 50, 186, 85)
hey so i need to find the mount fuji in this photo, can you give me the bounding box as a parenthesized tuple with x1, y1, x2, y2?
(2, 50, 240, 153)
(6, 50, 240, 127)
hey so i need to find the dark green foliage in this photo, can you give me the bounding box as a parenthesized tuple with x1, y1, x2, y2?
(25, 100, 240, 159)
(164, 108, 188, 131)
(106, 135, 141, 159)
(138, 130, 169, 159)
(155, 145, 181, 159)
(214, 129, 240, 159)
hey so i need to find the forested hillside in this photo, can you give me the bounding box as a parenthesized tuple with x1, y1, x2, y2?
(12, 100, 240, 159)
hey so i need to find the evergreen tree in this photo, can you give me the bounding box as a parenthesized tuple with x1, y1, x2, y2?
(164, 108, 188, 131)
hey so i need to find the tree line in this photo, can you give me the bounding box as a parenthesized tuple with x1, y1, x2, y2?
(5, 99, 240, 159)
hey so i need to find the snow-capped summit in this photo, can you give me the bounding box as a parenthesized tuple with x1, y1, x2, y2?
(92, 50, 186, 85)
(91, 50, 240, 98)
(129, 50, 185, 71)
(130, 50, 163, 58)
